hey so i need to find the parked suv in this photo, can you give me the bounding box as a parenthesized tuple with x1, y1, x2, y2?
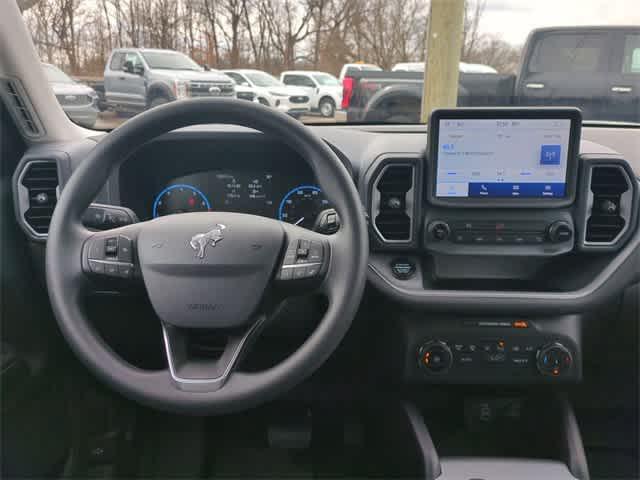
(223, 69, 311, 117)
(280, 71, 342, 117)
(42, 63, 99, 128)
(103, 48, 235, 113)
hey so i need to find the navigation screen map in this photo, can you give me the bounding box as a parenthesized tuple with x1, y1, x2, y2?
(435, 118, 571, 198)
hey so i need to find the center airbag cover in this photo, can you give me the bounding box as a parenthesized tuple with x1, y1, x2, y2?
(137, 212, 284, 328)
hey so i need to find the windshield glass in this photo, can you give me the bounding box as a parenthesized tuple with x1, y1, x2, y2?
(140, 51, 201, 70)
(312, 73, 339, 86)
(42, 64, 73, 84)
(245, 72, 281, 87)
(22, 0, 640, 129)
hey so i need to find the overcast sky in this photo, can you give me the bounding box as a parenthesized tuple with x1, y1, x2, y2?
(478, 0, 640, 45)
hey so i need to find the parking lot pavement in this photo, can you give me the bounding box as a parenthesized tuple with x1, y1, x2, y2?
(93, 110, 346, 130)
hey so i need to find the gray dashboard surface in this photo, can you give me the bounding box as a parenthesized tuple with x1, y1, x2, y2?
(440, 458, 578, 480)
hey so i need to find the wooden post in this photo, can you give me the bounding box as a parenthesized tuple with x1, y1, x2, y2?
(420, 0, 465, 123)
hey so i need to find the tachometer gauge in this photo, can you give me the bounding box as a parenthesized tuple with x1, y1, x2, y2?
(278, 185, 330, 229)
(152, 184, 211, 218)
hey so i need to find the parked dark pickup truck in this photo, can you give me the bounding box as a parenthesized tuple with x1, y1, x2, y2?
(343, 26, 640, 123)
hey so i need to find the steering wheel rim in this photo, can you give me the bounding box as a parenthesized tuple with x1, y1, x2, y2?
(45, 98, 368, 414)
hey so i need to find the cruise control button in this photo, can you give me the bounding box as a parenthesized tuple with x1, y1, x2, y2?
(104, 262, 119, 277)
(118, 236, 133, 263)
(89, 237, 106, 260)
(105, 237, 118, 256)
(293, 266, 307, 279)
(283, 251, 297, 265)
(117, 264, 133, 278)
(89, 260, 104, 274)
(308, 243, 323, 262)
(306, 264, 321, 277)
(279, 267, 293, 280)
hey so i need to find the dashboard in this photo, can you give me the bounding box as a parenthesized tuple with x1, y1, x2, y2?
(11, 112, 640, 387)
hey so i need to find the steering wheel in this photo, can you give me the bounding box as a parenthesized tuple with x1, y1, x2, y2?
(46, 99, 368, 414)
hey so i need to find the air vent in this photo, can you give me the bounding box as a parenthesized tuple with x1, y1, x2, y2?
(20, 161, 59, 236)
(373, 164, 414, 242)
(585, 166, 630, 244)
(1, 79, 43, 137)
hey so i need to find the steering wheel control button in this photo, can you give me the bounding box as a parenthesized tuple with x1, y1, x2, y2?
(117, 236, 133, 263)
(88, 260, 105, 274)
(390, 258, 416, 280)
(277, 237, 327, 283)
(117, 264, 133, 278)
(104, 262, 119, 277)
(418, 340, 453, 374)
(537, 342, 573, 377)
(105, 237, 118, 256)
(278, 267, 293, 280)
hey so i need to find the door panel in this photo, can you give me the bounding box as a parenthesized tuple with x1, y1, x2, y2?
(120, 52, 146, 108)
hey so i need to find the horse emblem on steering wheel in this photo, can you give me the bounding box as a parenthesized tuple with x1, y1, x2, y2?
(190, 224, 226, 259)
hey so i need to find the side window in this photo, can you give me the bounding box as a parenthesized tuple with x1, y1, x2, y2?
(299, 76, 315, 88)
(282, 75, 295, 85)
(226, 72, 245, 85)
(124, 53, 143, 69)
(109, 53, 125, 71)
(529, 33, 607, 73)
(622, 34, 640, 74)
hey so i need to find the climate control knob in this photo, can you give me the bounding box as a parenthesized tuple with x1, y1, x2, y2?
(547, 221, 573, 243)
(536, 342, 573, 377)
(428, 221, 451, 241)
(418, 340, 453, 374)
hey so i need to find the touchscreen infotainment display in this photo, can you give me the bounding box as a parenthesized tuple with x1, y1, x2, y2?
(435, 118, 572, 199)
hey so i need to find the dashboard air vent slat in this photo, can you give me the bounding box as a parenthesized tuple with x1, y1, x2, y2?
(373, 164, 414, 242)
(585, 166, 630, 244)
(2, 79, 43, 137)
(21, 161, 59, 235)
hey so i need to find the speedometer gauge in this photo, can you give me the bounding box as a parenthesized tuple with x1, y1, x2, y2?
(152, 184, 211, 218)
(278, 185, 330, 229)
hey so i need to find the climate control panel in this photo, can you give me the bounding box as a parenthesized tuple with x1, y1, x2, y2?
(403, 317, 582, 384)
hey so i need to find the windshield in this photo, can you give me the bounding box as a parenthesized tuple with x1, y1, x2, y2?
(140, 51, 201, 71)
(245, 72, 281, 88)
(42, 64, 74, 84)
(313, 73, 339, 86)
(22, 0, 640, 129)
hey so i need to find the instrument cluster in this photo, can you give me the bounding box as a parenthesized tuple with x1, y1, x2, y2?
(149, 170, 332, 229)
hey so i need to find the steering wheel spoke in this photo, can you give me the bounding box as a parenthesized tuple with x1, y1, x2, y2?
(161, 315, 266, 392)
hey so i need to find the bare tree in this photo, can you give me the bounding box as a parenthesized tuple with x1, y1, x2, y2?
(461, 0, 486, 61)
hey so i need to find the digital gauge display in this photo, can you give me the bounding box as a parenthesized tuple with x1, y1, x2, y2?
(150, 171, 332, 230)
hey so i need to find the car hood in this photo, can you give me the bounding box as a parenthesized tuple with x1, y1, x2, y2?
(49, 82, 96, 96)
(153, 69, 234, 83)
